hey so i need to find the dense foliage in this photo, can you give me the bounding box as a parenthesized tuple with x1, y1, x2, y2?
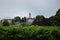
(33, 9, 60, 26)
(2, 20, 10, 26)
(53, 9, 60, 26)
(21, 17, 26, 22)
(14, 16, 21, 22)
(0, 26, 60, 40)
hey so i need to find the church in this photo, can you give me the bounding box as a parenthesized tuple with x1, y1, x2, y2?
(14, 13, 34, 25)
(26, 13, 34, 25)
(0, 13, 34, 25)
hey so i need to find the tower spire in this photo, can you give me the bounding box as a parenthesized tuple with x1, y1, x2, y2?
(29, 13, 31, 18)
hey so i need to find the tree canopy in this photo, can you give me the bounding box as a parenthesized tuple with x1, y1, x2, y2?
(36, 15, 45, 21)
(3, 20, 10, 26)
(21, 17, 26, 22)
(52, 9, 60, 26)
(14, 16, 21, 22)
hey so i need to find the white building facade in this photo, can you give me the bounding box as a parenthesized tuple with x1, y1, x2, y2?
(26, 13, 34, 25)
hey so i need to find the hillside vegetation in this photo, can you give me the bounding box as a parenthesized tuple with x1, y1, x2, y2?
(0, 25, 60, 40)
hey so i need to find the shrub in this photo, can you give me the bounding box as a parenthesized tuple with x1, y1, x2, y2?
(0, 26, 60, 40)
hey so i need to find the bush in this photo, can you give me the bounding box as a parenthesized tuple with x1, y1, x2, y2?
(0, 26, 60, 40)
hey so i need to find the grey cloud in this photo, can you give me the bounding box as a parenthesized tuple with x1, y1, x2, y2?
(0, 0, 60, 20)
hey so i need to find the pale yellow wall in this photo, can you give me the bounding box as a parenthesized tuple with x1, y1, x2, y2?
(7, 20, 12, 24)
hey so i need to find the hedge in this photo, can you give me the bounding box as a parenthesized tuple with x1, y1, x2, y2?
(0, 26, 60, 40)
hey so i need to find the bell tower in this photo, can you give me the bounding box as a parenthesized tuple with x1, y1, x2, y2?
(29, 13, 31, 18)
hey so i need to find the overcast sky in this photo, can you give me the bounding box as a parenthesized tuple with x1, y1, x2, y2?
(0, 0, 60, 19)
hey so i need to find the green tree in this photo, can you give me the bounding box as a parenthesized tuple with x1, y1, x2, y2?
(32, 15, 45, 26)
(3, 20, 10, 26)
(36, 15, 45, 21)
(55, 9, 60, 16)
(21, 17, 26, 22)
(49, 16, 55, 20)
(52, 9, 60, 26)
(14, 16, 21, 22)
